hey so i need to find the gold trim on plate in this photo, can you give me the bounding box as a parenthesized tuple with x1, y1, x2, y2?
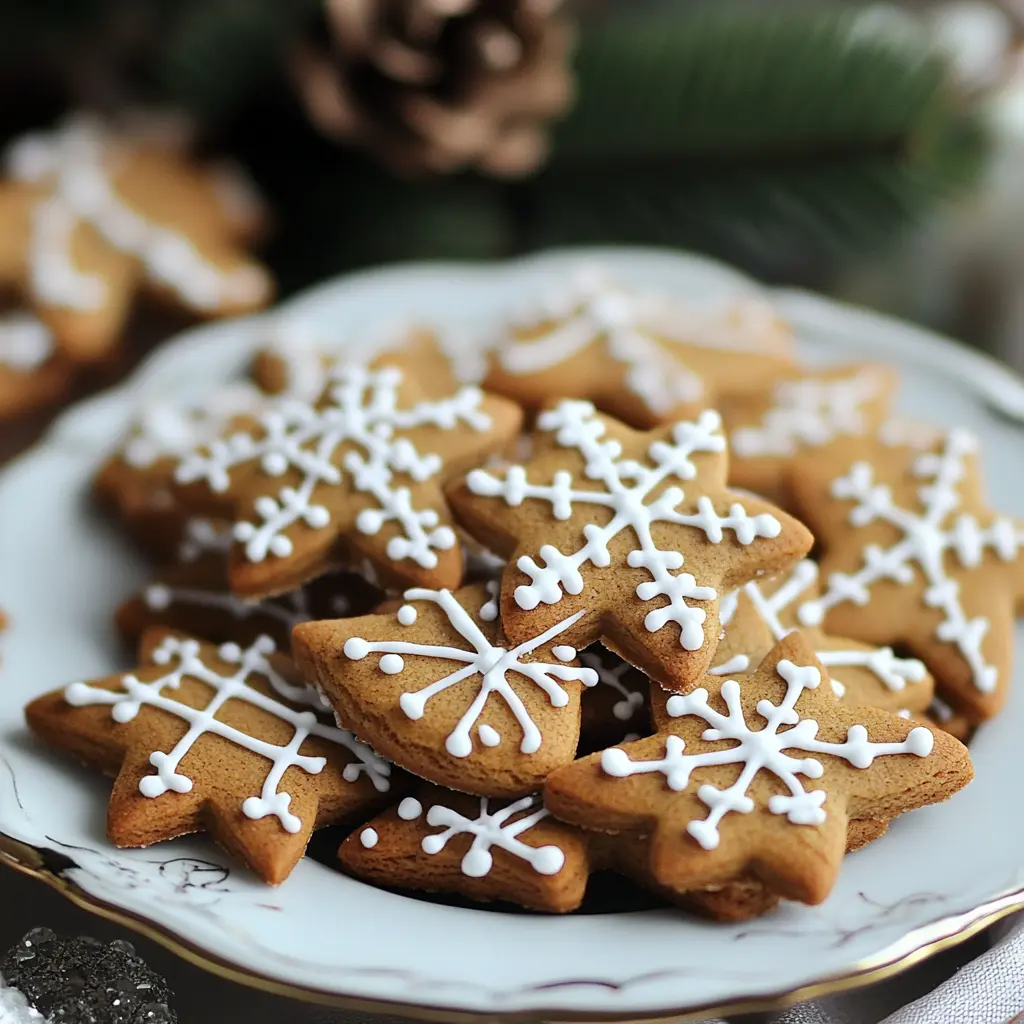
(1, 833, 1021, 1024)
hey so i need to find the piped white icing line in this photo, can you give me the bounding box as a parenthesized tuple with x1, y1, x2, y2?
(176, 365, 491, 568)
(398, 793, 565, 877)
(0, 312, 53, 372)
(64, 635, 390, 832)
(715, 560, 927, 698)
(467, 401, 781, 647)
(603, 658, 934, 851)
(501, 267, 787, 415)
(797, 431, 1024, 694)
(579, 651, 645, 721)
(4, 116, 269, 312)
(730, 369, 885, 459)
(142, 580, 314, 635)
(265, 319, 488, 405)
(342, 587, 599, 757)
(123, 382, 264, 469)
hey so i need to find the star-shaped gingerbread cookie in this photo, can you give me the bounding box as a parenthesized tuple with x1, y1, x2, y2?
(698, 559, 933, 715)
(483, 267, 796, 428)
(174, 348, 523, 598)
(544, 633, 971, 905)
(339, 783, 593, 913)
(448, 400, 812, 691)
(788, 429, 1024, 723)
(723, 364, 896, 504)
(0, 115, 272, 360)
(293, 583, 599, 796)
(25, 629, 393, 884)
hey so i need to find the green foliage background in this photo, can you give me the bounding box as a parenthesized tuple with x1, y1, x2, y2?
(0, 0, 990, 293)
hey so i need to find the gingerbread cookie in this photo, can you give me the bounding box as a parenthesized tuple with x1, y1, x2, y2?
(789, 429, 1024, 723)
(339, 783, 591, 912)
(293, 583, 599, 796)
(724, 365, 896, 504)
(175, 349, 523, 598)
(25, 630, 392, 884)
(95, 382, 266, 560)
(0, 309, 72, 419)
(254, 321, 488, 404)
(483, 267, 796, 428)
(695, 560, 933, 716)
(0, 115, 272, 361)
(117, 561, 380, 652)
(544, 633, 971, 906)
(449, 400, 812, 691)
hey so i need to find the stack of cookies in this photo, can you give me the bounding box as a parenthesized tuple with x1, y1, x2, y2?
(0, 114, 272, 421)
(30, 265, 1017, 920)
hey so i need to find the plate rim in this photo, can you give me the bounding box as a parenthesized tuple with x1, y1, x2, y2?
(2, 244, 1023, 1021)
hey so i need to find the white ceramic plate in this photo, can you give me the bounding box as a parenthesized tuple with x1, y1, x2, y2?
(2, 248, 1024, 1023)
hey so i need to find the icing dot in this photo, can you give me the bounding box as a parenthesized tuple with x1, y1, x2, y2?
(397, 797, 423, 820)
(421, 834, 445, 855)
(360, 828, 379, 848)
(397, 604, 417, 625)
(532, 845, 566, 875)
(344, 637, 370, 660)
(379, 654, 405, 674)
(551, 645, 576, 662)
(478, 724, 501, 747)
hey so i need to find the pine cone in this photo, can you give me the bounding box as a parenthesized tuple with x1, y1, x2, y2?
(291, 0, 575, 177)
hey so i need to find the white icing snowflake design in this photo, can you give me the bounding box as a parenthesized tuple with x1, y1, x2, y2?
(342, 587, 599, 757)
(730, 369, 886, 459)
(64, 635, 390, 832)
(4, 116, 268, 313)
(175, 365, 492, 568)
(603, 658, 934, 851)
(389, 793, 565, 877)
(500, 267, 786, 416)
(467, 401, 782, 647)
(123, 383, 265, 469)
(798, 431, 1024, 694)
(0, 311, 53, 372)
(715, 560, 927, 698)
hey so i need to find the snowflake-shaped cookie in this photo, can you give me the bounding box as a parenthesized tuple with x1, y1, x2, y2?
(724, 365, 895, 502)
(25, 630, 392, 884)
(649, 560, 932, 717)
(483, 267, 795, 428)
(1, 115, 271, 360)
(790, 430, 1024, 723)
(451, 400, 812, 691)
(293, 583, 599, 796)
(545, 633, 971, 905)
(175, 360, 522, 598)
(339, 783, 592, 912)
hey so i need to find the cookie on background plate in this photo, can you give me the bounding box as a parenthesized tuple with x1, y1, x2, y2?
(789, 428, 1024, 723)
(482, 266, 796, 428)
(722, 364, 897, 505)
(340, 783, 592, 913)
(25, 629, 394, 885)
(449, 399, 812, 692)
(293, 582, 599, 797)
(0, 114, 272, 361)
(544, 633, 972, 907)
